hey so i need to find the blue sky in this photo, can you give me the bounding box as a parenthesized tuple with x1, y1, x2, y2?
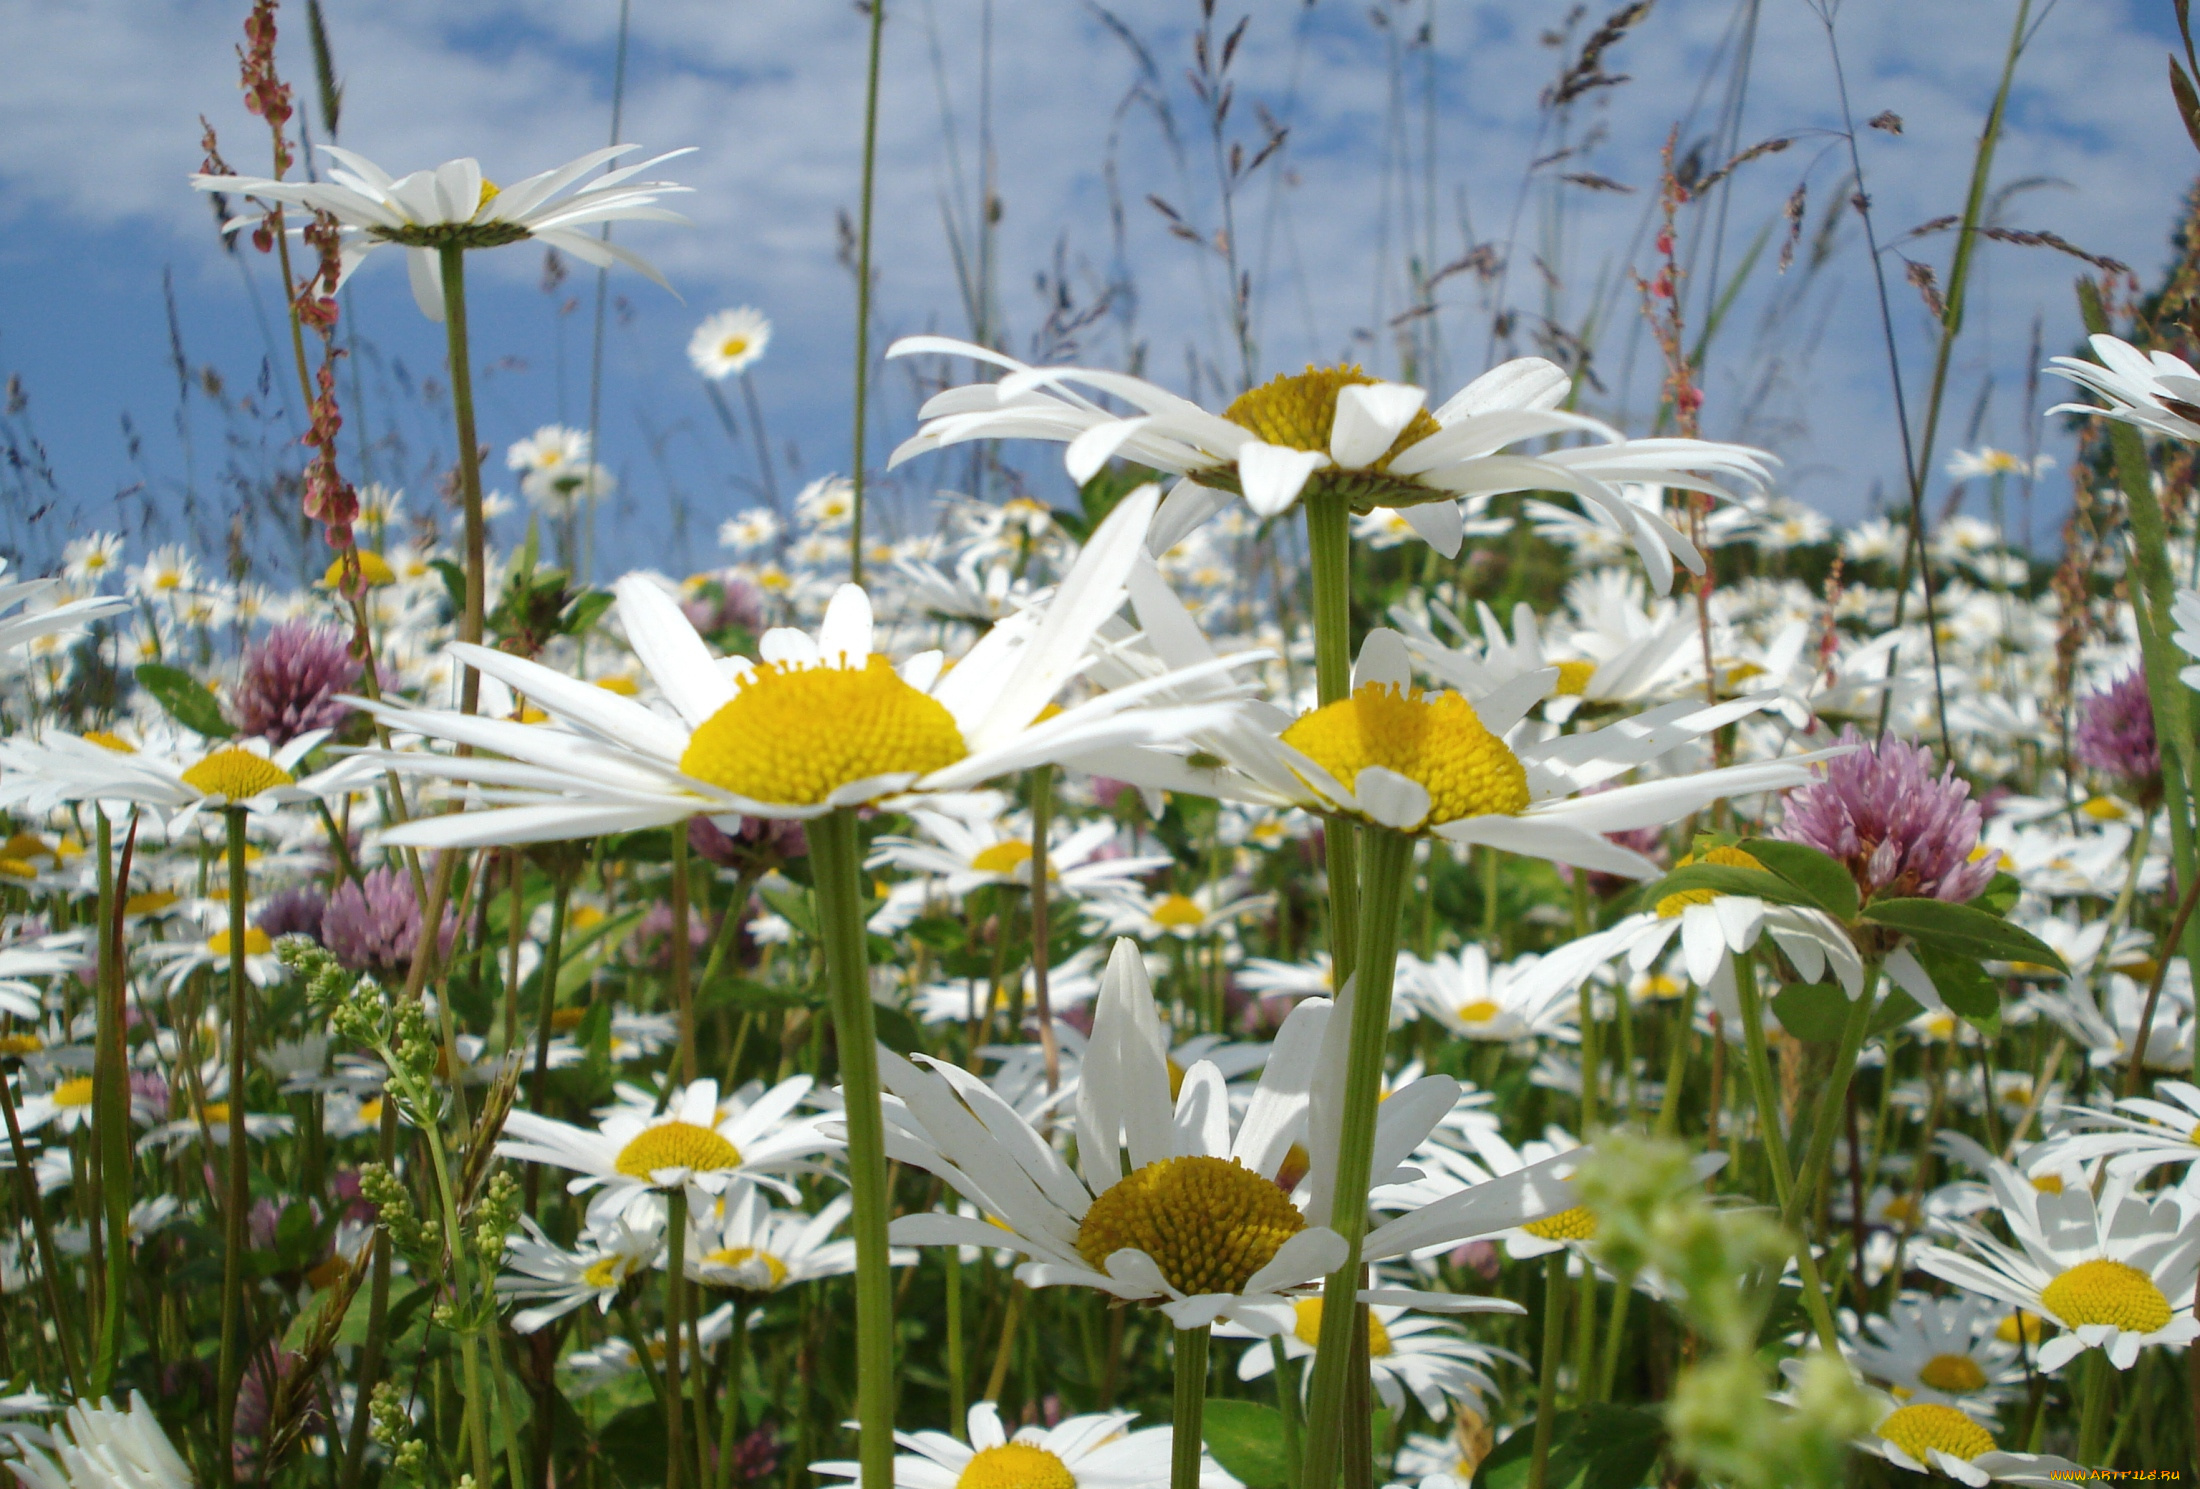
(0, 0, 2189, 581)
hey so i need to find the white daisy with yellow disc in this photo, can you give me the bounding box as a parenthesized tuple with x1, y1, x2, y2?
(684, 1186, 891, 1295)
(498, 1213, 664, 1334)
(1843, 1293, 2026, 1409)
(0, 724, 350, 829)
(813, 1400, 1226, 1489)
(361, 486, 1258, 850)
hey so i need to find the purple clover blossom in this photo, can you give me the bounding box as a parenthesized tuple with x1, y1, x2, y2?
(321, 867, 457, 978)
(1775, 727, 1997, 904)
(255, 885, 328, 943)
(231, 622, 361, 746)
(2074, 668, 2161, 798)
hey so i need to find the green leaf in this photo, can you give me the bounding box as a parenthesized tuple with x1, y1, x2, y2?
(1770, 982, 1854, 1043)
(1636, 862, 1818, 910)
(563, 589, 615, 637)
(1737, 838, 1858, 920)
(761, 883, 818, 938)
(1861, 898, 2065, 971)
(1910, 942, 2000, 1037)
(871, 1002, 923, 1056)
(1975, 870, 2022, 916)
(1475, 1404, 1664, 1489)
(134, 662, 235, 739)
(1869, 986, 1925, 1038)
(1202, 1400, 1290, 1489)
(430, 557, 468, 617)
(699, 978, 823, 1014)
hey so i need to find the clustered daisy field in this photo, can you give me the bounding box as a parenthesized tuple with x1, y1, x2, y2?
(8, 3, 2200, 1489)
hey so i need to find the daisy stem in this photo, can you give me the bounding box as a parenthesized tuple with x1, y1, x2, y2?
(667, 1186, 691, 1489)
(90, 806, 134, 1396)
(1778, 964, 1877, 1242)
(1653, 985, 1694, 1138)
(810, 807, 897, 1489)
(2077, 1348, 2112, 1463)
(215, 807, 251, 1489)
(717, 1295, 749, 1489)
(412, 1072, 501, 1489)
(1299, 826, 1413, 1489)
(1269, 1335, 1303, 1489)
(436, 244, 488, 689)
(1304, 492, 1362, 986)
(945, 1251, 967, 1437)
(1171, 1324, 1212, 1489)
(1732, 952, 1839, 1351)
(1527, 1253, 1567, 1489)
(673, 824, 698, 1083)
(847, 0, 886, 587)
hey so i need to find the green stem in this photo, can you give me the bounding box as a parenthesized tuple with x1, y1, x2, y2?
(0, 1049, 82, 1395)
(1572, 1269, 1598, 1405)
(1654, 986, 1694, 1139)
(667, 1188, 690, 1489)
(1596, 1279, 1633, 1402)
(1527, 1254, 1568, 1489)
(848, 0, 886, 585)
(1304, 492, 1362, 987)
(1732, 954, 1840, 1350)
(215, 807, 250, 1489)
(718, 1295, 750, 1489)
(672, 825, 697, 1084)
(1781, 966, 1879, 1238)
(2077, 1348, 2113, 1463)
(1270, 1336, 1303, 1489)
(412, 1076, 498, 1489)
(91, 808, 131, 1394)
(525, 876, 573, 1214)
(945, 1250, 967, 1439)
(811, 808, 896, 1489)
(437, 244, 487, 709)
(1299, 827, 1413, 1489)
(1172, 1325, 1212, 1489)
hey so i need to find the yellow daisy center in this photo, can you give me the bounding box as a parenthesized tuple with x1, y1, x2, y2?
(2081, 796, 2126, 822)
(1522, 1206, 1599, 1242)
(1152, 893, 1207, 929)
(582, 1254, 634, 1290)
(1165, 1057, 1187, 1101)
(1222, 365, 1440, 462)
(125, 890, 177, 917)
(356, 1097, 384, 1127)
(477, 178, 501, 210)
(1877, 1403, 1995, 1464)
(678, 655, 968, 806)
(0, 1035, 44, 1056)
(201, 1102, 232, 1124)
(972, 840, 1034, 875)
(2039, 1258, 2173, 1334)
(181, 748, 295, 801)
(1280, 683, 1528, 826)
(83, 731, 135, 753)
(1997, 1310, 2045, 1345)
(1290, 1297, 1392, 1357)
(704, 1246, 790, 1290)
(1879, 1195, 1919, 1224)
(551, 1008, 589, 1033)
(596, 674, 641, 697)
(1916, 1353, 1988, 1394)
(0, 860, 33, 881)
(614, 1121, 744, 1184)
(207, 928, 274, 957)
(1656, 845, 1764, 918)
(720, 336, 750, 360)
(52, 1076, 95, 1108)
(323, 551, 396, 588)
(955, 1443, 1076, 1489)
(1455, 998, 1502, 1023)
(1075, 1155, 1306, 1296)
(1553, 660, 1597, 697)
(2031, 1174, 2065, 1195)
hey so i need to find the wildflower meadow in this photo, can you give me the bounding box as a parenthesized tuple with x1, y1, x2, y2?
(6, 3, 2200, 1488)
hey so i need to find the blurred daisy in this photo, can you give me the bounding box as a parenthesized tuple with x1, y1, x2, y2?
(57, 534, 125, 589)
(794, 476, 856, 532)
(1946, 448, 2053, 480)
(6, 1392, 192, 1489)
(689, 306, 771, 380)
(496, 1076, 835, 1230)
(1093, 878, 1273, 943)
(814, 1401, 1225, 1489)
(1913, 1167, 2200, 1371)
(686, 1186, 885, 1293)
(2045, 333, 2200, 446)
(2032, 1079, 2200, 1182)
(193, 145, 693, 321)
(0, 568, 126, 656)
(1224, 1298, 1511, 1418)
(1843, 1294, 2024, 1408)
(868, 793, 1170, 901)
(1855, 1393, 2080, 1487)
(719, 509, 782, 553)
(497, 1214, 662, 1334)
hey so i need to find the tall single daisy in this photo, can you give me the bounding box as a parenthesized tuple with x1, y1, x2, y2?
(887, 339, 1773, 591)
(192, 145, 692, 320)
(1843, 1294, 2025, 1409)
(689, 307, 772, 380)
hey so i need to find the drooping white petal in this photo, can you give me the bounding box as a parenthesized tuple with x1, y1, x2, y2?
(1330, 383, 1427, 468)
(1237, 443, 1330, 517)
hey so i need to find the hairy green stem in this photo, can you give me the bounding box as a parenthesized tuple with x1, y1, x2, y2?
(215, 808, 251, 1489)
(437, 244, 487, 709)
(945, 1245, 967, 1438)
(672, 825, 698, 1083)
(1527, 1253, 1567, 1489)
(1172, 1325, 1212, 1489)
(811, 808, 896, 1489)
(1304, 493, 1362, 986)
(1270, 1335, 1303, 1489)
(1781, 966, 1879, 1240)
(1299, 827, 1413, 1489)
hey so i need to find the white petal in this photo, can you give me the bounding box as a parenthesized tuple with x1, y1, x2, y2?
(1237, 443, 1329, 517)
(1354, 767, 1431, 831)
(1352, 628, 1414, 690)
(1398, 500, 1464, 557)
(818, 585, 875, 664)
(1330, 383, 1427, 468)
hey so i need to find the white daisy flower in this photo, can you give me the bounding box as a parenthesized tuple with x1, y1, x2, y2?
(1843, 1293, 2025, 1408)
(1912, 1166, 2200, 1371)
(1092, 877, 1273, 942)
(1855, 1392, 2081, 1487)
(0, 729, 350, 829)
(2030, 1079, 2200, 1182)
(359, 485, 1257, 847)
(192, 145, 693, 321)
(718, 509, 782, 553)
(497, 1214, 663, 1334)
(495, 1076, 836, 1230)
(686, 1186, 889, 1293)
(507, 425, 592, 477)
(887, 339, 1774, 592)
(867, 791, 1171, 901)
(5, 1391, 192, 1489)
(689, 306, 771, 380)
(1946, 448, 2054, 480)
(57, 534, 125, 589)
(794, 476, 856, 532)
(1223, 1298, 1513, 1418)
(0, 567, 127, 657)
(11, 1072, 98, 1136)
(814, 1401, 1224, 1489)
(1396, 944, 1585, 1044)
(2045, 333, 2200, 446)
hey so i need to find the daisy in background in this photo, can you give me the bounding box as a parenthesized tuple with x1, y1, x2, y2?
(193, 144, 693, 321)
(1221, 1297, 1514, 1418)
(357, 484, 1259, 848)
(496, 1214, 662, 1334)
(1396, 944, 1584, 1045)
(0, 563, 128, 656)
(5, 1392, 193, 1489)
(719, 509, 782, 554)
(495, 1075, 836, 1230)
(2045, 333, 2200, 447)
(1850, 1387, 2082, 1488)
(2029, 1079, 2200, 1183)
(1947, 448, 2055, 481)
(689, 306, 771, 380)
(866, 790, 1170, 901)
(1092, 877, 1274, 943)
(57, 534, 125, 591)
(0, 727, 352, 830)
(686, 1186, 892, 1294)
(1842, 1294, 2026, 1409)
(888, 338, 1774, 592)
(814, 1401, 1228, 1489)
(1912, 1164, 2200, 1371)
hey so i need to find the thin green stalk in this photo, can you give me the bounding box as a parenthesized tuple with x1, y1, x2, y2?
(1027, 765, 1062, 1090)
(1304, 492, 1362, 986)
(1572, 1269, 1597, 1405)
(717, 1295, 751, 1489)
(1781, 966, 1879, 1238)
(1654, 986, 1695, 1138)
(810, 808, 896, 1489)
(672, 825, 698, 1083)
(1172, 1325, 1212, 1489)
(848, 0, 887, 585)
(1299, 827, 1413, 1489)
(945, 1250, 967, 1438)
(0, 1051, 82, 1395)
(2077, 1349, 2112, 1463)
(1596, 1280, 1632, 1402)
(215, 807, 251, 1489)
(1269, 1336, 1303, 1489)
(1527, 1253, 1567, 1489)
(525, 876, 574, 1213)
(667, 1188, 691, 1489)
(90, 808, 132, 1393)
(1732, 954, 1840, 1350)
(436, 245, 488, 707)
(415, 1095, 500, 1489)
